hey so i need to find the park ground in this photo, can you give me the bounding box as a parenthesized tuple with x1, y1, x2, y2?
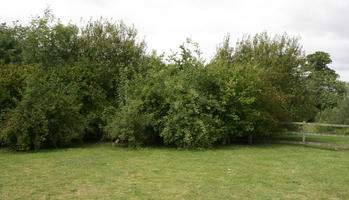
(1, 137, 349, 200)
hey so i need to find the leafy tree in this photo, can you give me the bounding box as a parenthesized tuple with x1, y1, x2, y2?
(224, 32, 316, 121)
(23, 9, 79, 68)
(305, 51, 346, 112)
(209, 34, 234, 66)
(0, 22, 25, 64)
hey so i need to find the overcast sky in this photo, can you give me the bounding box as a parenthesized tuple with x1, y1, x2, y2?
(2, 0, 349, 81)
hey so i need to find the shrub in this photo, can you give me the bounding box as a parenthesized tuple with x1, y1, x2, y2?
(105, 40, 289, 148)
(0, 63, 41, 146)
(1, 72, 84, 150)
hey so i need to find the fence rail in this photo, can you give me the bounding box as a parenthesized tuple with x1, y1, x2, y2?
(284, 122, 349, 145)
(288, 122, 349, 128)
(285, 131, 349, 138)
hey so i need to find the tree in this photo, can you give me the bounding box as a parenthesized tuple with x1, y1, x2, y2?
(23, 9, 79, 68)
(215, 32, 317, 121)
(305, 51, 346, 112)
(0, 22, 25, 64)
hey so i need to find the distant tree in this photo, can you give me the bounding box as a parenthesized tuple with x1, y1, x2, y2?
(305, 51, 346, 112)
(317, 96, 349, 125)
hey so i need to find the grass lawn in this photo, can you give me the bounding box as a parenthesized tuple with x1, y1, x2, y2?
(1, 143, 348, 200)
(272, 133, 349, 146)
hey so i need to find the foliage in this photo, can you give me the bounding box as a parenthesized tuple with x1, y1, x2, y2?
(316, 96, 349, 125)
(1, 10, 347, 150)
(0, 63, 40, 112)
(22, 9, 79, 68)
(0, 71, 84, 150)
(225, 33, 317, 121)
(0, 22, 25, 64)
(106, 40, 289, 148)
(1, 10, 148, 149)
(305, 51, 346, 112)
(0, 63, 41, 145)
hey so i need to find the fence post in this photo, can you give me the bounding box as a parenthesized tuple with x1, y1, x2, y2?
(302, 121, 306, 144)
(248, 135, 253, 145)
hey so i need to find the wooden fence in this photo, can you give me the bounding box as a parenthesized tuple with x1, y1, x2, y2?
(281, 122, 349, 148)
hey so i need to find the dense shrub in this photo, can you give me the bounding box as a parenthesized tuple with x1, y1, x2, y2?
(105, 41, 289, 148)
(0, 10, 149, 149)
(0, 63, 40, 112)
(0, 22, 25, 64)
(0, 63, 41, 146)
(1, 71, 84, 150)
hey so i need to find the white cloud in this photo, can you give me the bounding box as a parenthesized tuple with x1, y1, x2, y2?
(1, 0, 348, 81)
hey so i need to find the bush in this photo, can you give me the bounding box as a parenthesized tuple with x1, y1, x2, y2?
(0, 63, 41, 146)
(1, 72, 84, 150)
(105, 41, 289, 148)
(0, 22, 24, 64)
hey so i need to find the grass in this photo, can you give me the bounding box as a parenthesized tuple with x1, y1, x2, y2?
(0, 143, 349, 200)
(272, 133, 349, 145)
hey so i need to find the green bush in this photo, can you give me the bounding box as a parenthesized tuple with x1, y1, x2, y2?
(0, 22, 25, 64)
(0, 63, 41, 146)
(105, 41, 289, 148)
(1, 72, 84, 150)
(0, 63, 39, 111)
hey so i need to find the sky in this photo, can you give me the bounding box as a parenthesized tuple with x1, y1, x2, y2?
(2, 0, 349, 81)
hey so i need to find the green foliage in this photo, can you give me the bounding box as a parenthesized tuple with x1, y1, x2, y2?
(2, 10, 346, 150)
(78, 17, 147, 103)
(1, 71, 84, 150)
(1, 10, 148, 149)
(0, 22, 25, 64)
(0, 63, 41, 145)
(61, 61, 110, 140)
(0, 63, 39, 112)
(106, 40, 290, 148)
(220, 32, 317, 121)
(23, 9, 79, 68)
(305, 51, 346, 111)
(317, 96, 349, 125)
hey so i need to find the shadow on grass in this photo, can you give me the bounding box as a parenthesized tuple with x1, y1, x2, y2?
(2, 135, 348, 154)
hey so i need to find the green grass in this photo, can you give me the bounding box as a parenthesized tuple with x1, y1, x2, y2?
(1, 143, 348, 200)
(273, 133, 349, 145)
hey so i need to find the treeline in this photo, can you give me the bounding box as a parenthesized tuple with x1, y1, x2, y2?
(0, 10, 347, 150)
